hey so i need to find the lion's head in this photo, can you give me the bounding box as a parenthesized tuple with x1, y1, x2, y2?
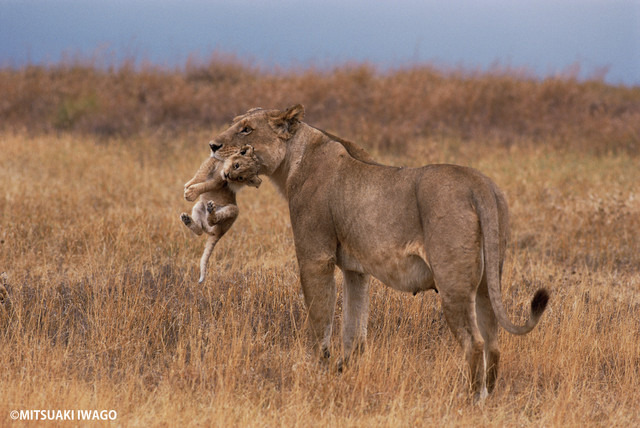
(209, 105, 305, 175)
(222, 145, 262, 188)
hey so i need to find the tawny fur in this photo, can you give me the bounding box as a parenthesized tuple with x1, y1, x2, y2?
(208, 105, 549, 401)
(181, 145, 261, 283)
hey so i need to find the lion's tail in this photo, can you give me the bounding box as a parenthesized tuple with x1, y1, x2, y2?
(198, 235, 218, 284)
(474, 184, 549, 336)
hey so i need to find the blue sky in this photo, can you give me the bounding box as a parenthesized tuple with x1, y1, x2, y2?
(1, 0, 638, 85)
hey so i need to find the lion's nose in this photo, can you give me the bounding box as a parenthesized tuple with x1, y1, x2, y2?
(209, 141, 223, 152)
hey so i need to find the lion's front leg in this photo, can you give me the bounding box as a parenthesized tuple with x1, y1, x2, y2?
(185, 156, 217, 190)
(184, 183, 206, 202)
(206, 201, 239, 226)
(299, 258, 337, 360)
(183, 177, 198, 189)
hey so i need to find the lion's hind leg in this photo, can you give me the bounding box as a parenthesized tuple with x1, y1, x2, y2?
(440, 287, 487, 402)
(206, 201, 239, 227)
(180, 213, 203, 235)
(427, 212, 489, 401)
(432, 242, 487, 402)
(476, 273, 500, 394)
(182, 201, 209, 236)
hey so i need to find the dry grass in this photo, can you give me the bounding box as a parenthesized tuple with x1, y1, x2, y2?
(1, 62, 639, 426)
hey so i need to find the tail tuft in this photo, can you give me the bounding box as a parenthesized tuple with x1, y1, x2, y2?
(531, 288, 550, 317)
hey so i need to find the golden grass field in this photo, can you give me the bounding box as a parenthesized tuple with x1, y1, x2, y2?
(0, 62, 639, 426)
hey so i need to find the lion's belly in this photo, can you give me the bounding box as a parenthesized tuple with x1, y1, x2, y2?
(336, 241, 436, 294)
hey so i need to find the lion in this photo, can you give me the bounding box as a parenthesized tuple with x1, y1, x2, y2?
(181, 145, 262, 283)
(207, 105, 549, 401)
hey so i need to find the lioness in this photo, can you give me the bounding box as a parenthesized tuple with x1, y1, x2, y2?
(208, 105, 549, 400)
(181, 145, 262, 283)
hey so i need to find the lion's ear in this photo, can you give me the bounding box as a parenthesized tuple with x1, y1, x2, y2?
(248, 175, 262, 188)
(269, 104, 305, 139)
(283, 104, 305, 122)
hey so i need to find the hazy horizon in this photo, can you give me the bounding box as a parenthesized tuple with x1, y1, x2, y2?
(1, 0, 638, 85)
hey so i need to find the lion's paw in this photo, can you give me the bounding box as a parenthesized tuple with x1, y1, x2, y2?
(184, 186, 198, 202)
(180, 213, 192, 226)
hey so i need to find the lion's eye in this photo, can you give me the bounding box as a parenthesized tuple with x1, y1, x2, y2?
(237, 176, 244, 181)
(234, 163, 240, 169)
(239, 126, 252, 135)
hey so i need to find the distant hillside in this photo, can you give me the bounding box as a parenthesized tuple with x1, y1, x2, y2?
(1, 59, 638, 154)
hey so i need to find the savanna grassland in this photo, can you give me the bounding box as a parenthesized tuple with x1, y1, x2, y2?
(1, 58, 639, 426)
